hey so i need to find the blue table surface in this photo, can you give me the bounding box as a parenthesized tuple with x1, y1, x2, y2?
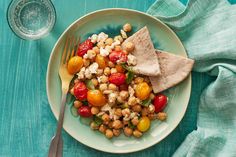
(0, 0, 221, 157)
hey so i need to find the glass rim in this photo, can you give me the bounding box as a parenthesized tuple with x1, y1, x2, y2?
(7, 0, 56, 40)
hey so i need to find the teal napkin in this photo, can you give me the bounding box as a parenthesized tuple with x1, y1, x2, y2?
(148, 0, 236, 156)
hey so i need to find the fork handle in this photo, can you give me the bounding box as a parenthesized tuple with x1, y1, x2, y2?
(48, 92, 67, 157)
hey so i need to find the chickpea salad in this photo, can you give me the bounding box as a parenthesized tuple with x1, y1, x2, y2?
(67, 23, 168, 139)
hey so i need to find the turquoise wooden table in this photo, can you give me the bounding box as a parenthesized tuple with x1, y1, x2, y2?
(0, 0, 215, 156)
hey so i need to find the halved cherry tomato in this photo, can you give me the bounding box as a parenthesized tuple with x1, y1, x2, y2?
(95, 54, 108, 69)
(135, 82, 151, 100)
(78, 106, 92, 117)
(87, 90, 106, 107)
(74, 82, 88, 101)
(67, 56, 83, 74)
(109, 51, 127, 63)
(77, 39, 93, 57)
(153, 94, 168, 113)
(137, 116, 150, 132)
(109, 73, 126, 86)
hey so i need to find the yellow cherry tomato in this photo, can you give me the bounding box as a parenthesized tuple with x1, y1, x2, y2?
(95, 54, 108, 69)
(87, 90, 106, 107)
(67, 56, 83, 74)
(137, 116, 150, 132)
(135, 82, 151, 100)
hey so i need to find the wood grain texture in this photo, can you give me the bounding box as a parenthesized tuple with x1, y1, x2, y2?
(0, 0, 218, 157)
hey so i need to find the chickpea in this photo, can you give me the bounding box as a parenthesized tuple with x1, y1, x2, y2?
(87, 50, 96, 59)
(131, 117, 139, 126)
(157, 112, 167, 121)
(102, 113, 110, 122)
(123, 23, 132, 32)
(97, 41, 105, 48)
(105, 38, 113, 46)
(105, 129, 113, 139)
(141, 107, 149, 116)
(128, 96, 137, 106)
(124, 42, 135, 52)
(123, 119, 129, 126)
(114, 108, 122, 117)
(99, 83, 108, 92)
(114, 45, 122, 51)
(114, 35, 123, 43)
(131, 104, 142, 113)
(148, 113, 156, 120)
(119, 90, 129, 100)
(90, 121, 99, 130)
(82, 58, 90, 67)
(120, 29, 127, 39)
(134, 77, 144, 84)
(99, 124, 107, 134)
(110, 68, 117, 74)
(74, 100, 82, 108)
(144, 77, 150, 83)
(117, 96, 125, 103)
(92, 46, 100, 54)
(149, 93, 155, 100)
(124, 127, 133, 136)
(133, 129, 142, 138)
(112, 120, 123, 129)
(96, 69, 103, 76)
(91, 78, 98, 87)
(91, 107, 99, 115)
(108, 83, 117, 91)
(108, 121, 113, 129)
(104, 67, 111, 76)
(70, 87, 74, 95)
(108, 61, 115, 68)
(103, 90, 112, 95)
(122, 108, 130, 117)
(113, 129, 121, 137)
(100, 75, 108, 83)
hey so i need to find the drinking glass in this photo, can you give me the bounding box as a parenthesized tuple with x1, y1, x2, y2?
(7, 0, 56, 40)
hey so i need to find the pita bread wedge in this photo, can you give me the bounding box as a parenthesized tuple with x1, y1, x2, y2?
(150, 50, 194, 93)
(122, 26, 160, 76)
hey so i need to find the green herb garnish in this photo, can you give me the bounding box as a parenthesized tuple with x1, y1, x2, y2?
(126, 71, 134, 84)
(85, 80, 95, 90)
(128, 121, 136, 129)
(121, 63, 133, 72)
(93, 115, 103, 126)
(141, 98, 152, 107)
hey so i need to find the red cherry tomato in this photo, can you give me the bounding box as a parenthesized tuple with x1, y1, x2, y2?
(78, 106, 92, 117)
(109, 51, 127, 63)
(109, 73, 126, 86)
(74, 82, 88, 101)
(77, 39, 93, 57)
(153, 94, 168, 113)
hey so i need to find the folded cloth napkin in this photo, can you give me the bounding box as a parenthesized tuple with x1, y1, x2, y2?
(147, 0, 236, 156)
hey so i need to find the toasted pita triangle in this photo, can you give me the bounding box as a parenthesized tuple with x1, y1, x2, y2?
(122, 26, 160, 76)
(150, 50, 194, 93)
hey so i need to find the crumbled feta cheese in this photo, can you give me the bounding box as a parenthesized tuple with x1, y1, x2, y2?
(127, 54, 137, 66)
(101, 104, 111, 112)
(111, 40, 121, 49)
(76, 67, 85, 80)
(108, 93, 117, 105)
(128, 86, 135, 97)
(85, 68, 92, 79)
(105, 45, 112, 52)
(120, 29, 127, 39)
(100, 47, 109, 57)
(83, 50, 96, 59)
(90, 34, 98, 43)
(148, 104, 155, 113)
(88, 63, 98, 74)
(97, 32, 108, 42)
